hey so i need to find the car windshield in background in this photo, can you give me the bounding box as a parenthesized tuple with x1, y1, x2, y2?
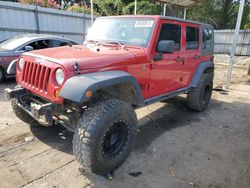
(0, 36, 31, 50)
(86, 18, 155, 47)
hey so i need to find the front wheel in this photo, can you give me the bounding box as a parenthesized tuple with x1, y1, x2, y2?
(187, 73, 213, 112)
(73, 99, 137, 175)
(0, 67, 5, 83)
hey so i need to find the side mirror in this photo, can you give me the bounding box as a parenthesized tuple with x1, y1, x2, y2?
(157, 40, 175, 53)
(24, 45, 33, 52)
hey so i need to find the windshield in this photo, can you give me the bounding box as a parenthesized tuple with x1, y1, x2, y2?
(86, 18, 155, 47)
(0, 35, 31, 50)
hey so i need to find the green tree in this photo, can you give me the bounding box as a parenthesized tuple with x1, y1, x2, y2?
(188, 0, 250, 29)
(123, 0, 161, 15)
(244, 14, 250, 29)
(93, 0, 124, 16)
(67, 4, 94, 15)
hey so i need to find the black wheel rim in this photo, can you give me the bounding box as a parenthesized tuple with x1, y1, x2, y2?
(0, 70, 2, 80)
(202, 84, 211, 102)
(102, 120, 129, 160)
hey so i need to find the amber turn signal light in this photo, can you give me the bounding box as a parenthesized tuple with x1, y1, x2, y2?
(54, 89, 60, 98)
(85, 90, 92, 98)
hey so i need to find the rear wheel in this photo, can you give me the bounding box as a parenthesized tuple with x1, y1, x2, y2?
(11, 99, 40, 126)
(187, 73, 213, 112)
(73, 99, 137, 175)
(0, 67, 5, 83)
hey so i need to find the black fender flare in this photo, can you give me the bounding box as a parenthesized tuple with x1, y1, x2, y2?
(189, 61, 214, 87)
(59, 71, 144, 105)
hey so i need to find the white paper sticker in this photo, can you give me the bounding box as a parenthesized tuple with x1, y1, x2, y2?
(134, 21, 154, 28)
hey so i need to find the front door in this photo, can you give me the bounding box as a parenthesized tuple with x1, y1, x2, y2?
(149, 21, 184, 97)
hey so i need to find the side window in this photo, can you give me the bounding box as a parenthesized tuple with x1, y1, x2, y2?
(158, 23, 181, 51)
(202, 28, 213, 49)
(186, 26, 199, 50)
(28, 40, 50, 50)
(53, 40, 70, 47)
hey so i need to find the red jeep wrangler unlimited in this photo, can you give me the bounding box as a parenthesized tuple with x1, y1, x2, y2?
(6, 16, 214, 175)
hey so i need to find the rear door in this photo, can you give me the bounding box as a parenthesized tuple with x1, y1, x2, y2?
(181, 23, 201, 87)
(149, 20, 184, 97)
(51, 40, 72, 47)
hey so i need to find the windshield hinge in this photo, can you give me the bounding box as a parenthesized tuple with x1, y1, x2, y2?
(73, 62, 80, 75)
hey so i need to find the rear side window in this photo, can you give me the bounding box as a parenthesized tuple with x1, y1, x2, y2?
(158, 23, 181, 51)
(186, 26, 199, 50)
(202, 28, 213, 49)
(53, 40, 70, 47)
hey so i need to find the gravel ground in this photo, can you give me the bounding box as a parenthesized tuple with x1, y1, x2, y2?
(0, 58, 249, 188)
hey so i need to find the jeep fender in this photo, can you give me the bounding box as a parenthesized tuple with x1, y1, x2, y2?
(189, 61, 214, 87)
(59, 71, 144, 106)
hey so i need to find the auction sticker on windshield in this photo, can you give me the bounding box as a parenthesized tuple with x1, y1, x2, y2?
(134, 20, 154, 28)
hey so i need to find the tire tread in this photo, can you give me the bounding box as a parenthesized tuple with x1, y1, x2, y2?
(73, 99, 137, 174)
(187, 73, 213, 111)
(11, 99, 39, 126)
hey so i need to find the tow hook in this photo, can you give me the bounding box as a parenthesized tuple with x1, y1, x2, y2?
(30, 102, 54, 126)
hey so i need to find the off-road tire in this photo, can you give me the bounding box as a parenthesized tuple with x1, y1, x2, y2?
(0, 67, 5, 83)
(73, 99, 137, 175)
(187, 73, 213, 112)
(11, 99, 39, 126)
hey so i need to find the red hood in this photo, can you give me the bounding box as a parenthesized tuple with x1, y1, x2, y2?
(23, 45, 148, 71)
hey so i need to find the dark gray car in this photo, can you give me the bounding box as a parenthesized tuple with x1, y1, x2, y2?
(0, 34, 77, 82)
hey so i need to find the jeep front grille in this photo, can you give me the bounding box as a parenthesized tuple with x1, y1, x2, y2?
(21, 61, 51, 92)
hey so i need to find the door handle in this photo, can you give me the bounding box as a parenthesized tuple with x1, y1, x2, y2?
(194, 54, 200, 60)
(176, 56, 184, 64)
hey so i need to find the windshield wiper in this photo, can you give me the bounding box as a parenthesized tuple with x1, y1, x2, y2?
(86, 40, 127, 49)
(102, 40, 126, 49)
(86, 40, 101, 45)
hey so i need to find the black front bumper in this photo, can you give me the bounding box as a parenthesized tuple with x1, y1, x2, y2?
(5, 87, 55, 126)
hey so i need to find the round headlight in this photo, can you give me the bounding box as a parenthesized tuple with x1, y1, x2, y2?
(19, 58, 25, 70)
(55, 68, 65, 85)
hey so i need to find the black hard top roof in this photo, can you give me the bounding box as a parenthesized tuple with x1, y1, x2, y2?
(161, 16, 213, 27)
